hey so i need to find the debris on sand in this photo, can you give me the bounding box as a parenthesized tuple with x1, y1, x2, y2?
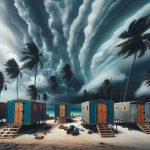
(35, 133, 44, 139)
(59, 124, 65, 129)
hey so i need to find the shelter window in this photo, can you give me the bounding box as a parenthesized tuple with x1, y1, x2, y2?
(115, 106, 118, 111)
(122, 105, 127, 112)
(86, 106, 88, 110)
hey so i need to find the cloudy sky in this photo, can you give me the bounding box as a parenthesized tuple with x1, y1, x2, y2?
(0, 0, 150, 105)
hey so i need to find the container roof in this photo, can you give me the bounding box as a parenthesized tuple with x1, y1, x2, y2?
(8, 99, 46, 104)
(115, 101, 146, 104)
(82, 99, 113, 104)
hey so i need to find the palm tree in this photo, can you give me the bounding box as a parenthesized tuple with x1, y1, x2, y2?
(83, 89, 88, 101)
(5, 58, 22, 99)
(101, 79, 112, 99)
(61, 64, 73, 102)
(26, 85, 40, 101)
(144, 70, 150, 87)
(0, 72, 7, 96)
(49, 76, 58, 100)
(117, 15, 150, 102)
(43, 93, 48, 102)
(20, 42, 43, 86)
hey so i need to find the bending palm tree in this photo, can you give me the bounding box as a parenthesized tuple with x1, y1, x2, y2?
(83, 89, 88, 101)
(5, 58, 22, 99)
(43, 93, 48, 102)
(117, 15, 150, 102)
(61, 64, 73, 102)
(26, 85, 40, 101)
(0, 72, 7, 96)
(101, 79, 111, 99)
(144, 70, 150, 87)
(49, 76, 58, 100)
(20, 42, 43, 86)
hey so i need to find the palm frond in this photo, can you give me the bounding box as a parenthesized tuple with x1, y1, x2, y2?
(3, 84, 7, 90)
(0, 72, 4, 85)
(117, 38, 147, 58)
(61, 64, 73, 81)
(43, 93, 48, 102)
(144, 70, 150, 87)
(142, 33, 150, 42)
(26, 85, 39, 100)
(119, 15, 150, 38)
(0, 72, 7, 93)
(5, 58, 20, 79)
(49, 76, 58, 92)
(20, 42, 43, 71)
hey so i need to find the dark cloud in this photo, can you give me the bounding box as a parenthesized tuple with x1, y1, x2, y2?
(0, 0, 150, 105)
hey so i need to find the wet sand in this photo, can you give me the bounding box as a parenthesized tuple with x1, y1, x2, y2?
(0, 142, 137, 150)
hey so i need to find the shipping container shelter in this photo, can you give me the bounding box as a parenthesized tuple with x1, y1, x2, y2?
(114, 101, 145, 123)
(0, 102, 7, 120)
(145, 102, 150, 122)
(7, 99, 46, 125)
(81, 100, 114, 125)
(55, 104, 70, 119)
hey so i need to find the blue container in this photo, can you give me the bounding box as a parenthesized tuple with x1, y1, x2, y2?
(55, 104, 70, 119)
(81, 99, 114, 125)
(145, 102, 150, 122)
(7, 99, 46, 125)
(0, 102, 7, 120)
(114, 101, 145, 123)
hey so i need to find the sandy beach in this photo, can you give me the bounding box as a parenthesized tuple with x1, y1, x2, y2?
(0, 118, 150, 150)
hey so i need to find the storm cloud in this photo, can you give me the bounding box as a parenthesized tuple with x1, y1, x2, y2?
(0, 0, 150, 104)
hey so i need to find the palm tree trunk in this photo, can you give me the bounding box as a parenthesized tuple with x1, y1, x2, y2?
(120, 87, 122, 102)
(17, 76, 18, 99)
(123, 52, 137, 102)
(110, 78, 113, 101)
(54, 91, 56, 101)
(34, 66, 38, 86)
(67, 81, 69, 102)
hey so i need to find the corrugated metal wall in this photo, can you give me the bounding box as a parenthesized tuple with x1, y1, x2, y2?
(30, 101, 46, 124)
(114, 102, 131, 122)
(65, 104, 70, 118)
(131, 104, 137, 122)
(7, 101, 15, 124)
(81, 101, 90, 124)
(145, 103, 150, 122)
(7, 100, 46, 125)
(55, 105, 59, 118)
(82, 100, 114, 125)
(115, 102, 146, 123)
(107, 102, 114, 124)
(114, 103, 119, 120)
(90, 102, 96, 124)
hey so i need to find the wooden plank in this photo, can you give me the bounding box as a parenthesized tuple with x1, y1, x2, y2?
(96, 124, 115, 138)
(0, 125, 22, 139)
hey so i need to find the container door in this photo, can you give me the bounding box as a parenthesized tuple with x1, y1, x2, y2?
(14, 102, 23, 124)
(60, 104, 65, 117)
(97, 104, 107, 124)
(137, 104, 144, 122)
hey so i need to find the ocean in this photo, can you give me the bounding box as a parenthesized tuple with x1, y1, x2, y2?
(46, 109, 81, 117)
